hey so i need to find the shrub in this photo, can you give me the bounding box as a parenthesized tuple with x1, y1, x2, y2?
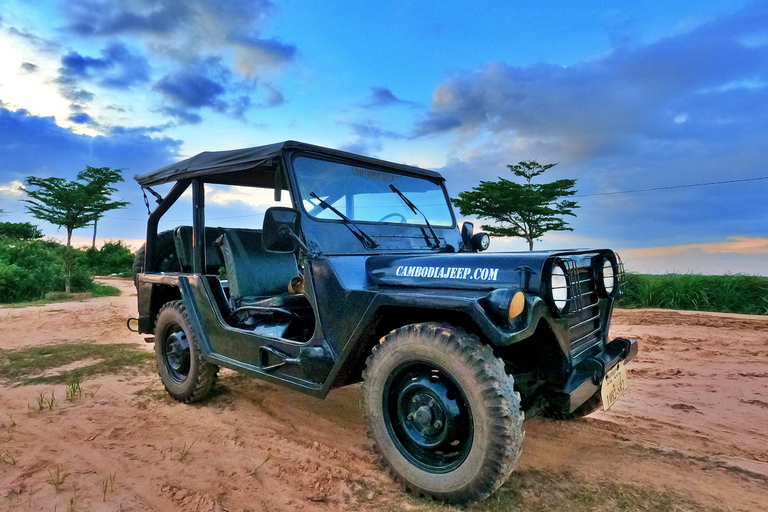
(76, 241, 134, 276)
(0, 237, 98, 303)
(0, 222, 43, 240)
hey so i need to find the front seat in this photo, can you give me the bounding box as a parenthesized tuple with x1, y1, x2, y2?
(215, 228, 305, 311)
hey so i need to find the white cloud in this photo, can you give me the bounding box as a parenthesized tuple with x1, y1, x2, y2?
(0, 180, 24, 197)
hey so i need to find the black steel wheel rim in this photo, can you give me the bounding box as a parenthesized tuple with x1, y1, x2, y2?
(163, 325, 190, 382)
(383, 361, 473, 473)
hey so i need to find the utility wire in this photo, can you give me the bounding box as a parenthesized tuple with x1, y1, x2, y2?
(574, 176, 768, 198)
(93, 175, 768, 221)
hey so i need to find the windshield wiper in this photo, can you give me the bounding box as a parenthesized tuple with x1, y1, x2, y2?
(309, 192, 378, 249)
(389, 184, 441, 247)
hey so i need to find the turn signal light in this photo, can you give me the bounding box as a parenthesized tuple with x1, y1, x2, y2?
(508, 291, 525, 319)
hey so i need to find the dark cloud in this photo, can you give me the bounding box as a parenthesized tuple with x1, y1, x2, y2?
(6, 26, 60, 53)
(58, 0, 294, 123)
(339, 139, 382, 157)
(345, 121, 403, 140)
(59, 44, 150, 89)
(230, 35, 297, 68)
(261, 85, 284, 107)
(424, 3, 768, 248)
(65, 1, 193, 36)
(155, 72, 225, 109)
(416, 4, 768, 156)
(20, 62, 38, 73)
(339, 121, 404, 158)
(366, 87, 417, 108)
(0, 107, 181, 239)
(68, 113, 93, 124)
(158, 106, 203, 125)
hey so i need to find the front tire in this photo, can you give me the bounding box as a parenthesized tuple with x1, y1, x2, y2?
(362, 323, 524, 504)
(154, 301, 218, 403)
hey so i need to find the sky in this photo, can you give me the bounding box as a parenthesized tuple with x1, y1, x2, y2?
(0, 0, 766, 274)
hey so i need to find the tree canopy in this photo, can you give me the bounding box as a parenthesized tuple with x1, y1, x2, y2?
(452, 160, 579, 251)
(22, 167, 129, 248)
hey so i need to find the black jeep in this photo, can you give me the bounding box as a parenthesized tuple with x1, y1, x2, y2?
(132, 140, 637, 504)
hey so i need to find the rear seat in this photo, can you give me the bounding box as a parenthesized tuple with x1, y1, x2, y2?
(215, 228, 302, 309)
(172, 226, 226, 274)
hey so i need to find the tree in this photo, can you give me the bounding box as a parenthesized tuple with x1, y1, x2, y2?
(76, 166, 130, 248)
(452, 160, 579, 251)
(22, 167, 130, 292)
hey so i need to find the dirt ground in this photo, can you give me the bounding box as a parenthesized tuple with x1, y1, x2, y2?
(1, 277, 767, 511)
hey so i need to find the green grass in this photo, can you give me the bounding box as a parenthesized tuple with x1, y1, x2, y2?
(90, 282, 121, 297)
(0, 283, 120, 307)
(0, 342, 154, 385)
(617, 273, 768, 315)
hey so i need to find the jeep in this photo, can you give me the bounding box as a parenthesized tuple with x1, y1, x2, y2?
(131, 140, 637, 504)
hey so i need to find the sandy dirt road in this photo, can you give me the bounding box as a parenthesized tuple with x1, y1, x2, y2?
(1, 278, 767, 511)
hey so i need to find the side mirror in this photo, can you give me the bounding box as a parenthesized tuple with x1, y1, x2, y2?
(263, 207, 301, 253)
(461, 222, 474, 247)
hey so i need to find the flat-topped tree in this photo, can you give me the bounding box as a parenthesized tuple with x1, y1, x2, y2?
(77, 166, 130, 248)
(452, 160, 579, 251)
(22, 168, 129, 293)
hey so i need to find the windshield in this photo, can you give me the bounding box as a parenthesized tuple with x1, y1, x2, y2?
(292, 156, 454, 227)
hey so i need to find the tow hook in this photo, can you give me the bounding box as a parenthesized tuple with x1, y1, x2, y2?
(127, 317, 140, 332)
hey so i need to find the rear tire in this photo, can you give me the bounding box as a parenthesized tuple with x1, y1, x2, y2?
(133, 230, 180, 289)
(362, 323, 524, 504)
(154, 301, 218, 403)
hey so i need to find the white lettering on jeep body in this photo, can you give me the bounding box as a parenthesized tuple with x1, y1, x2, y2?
(394, 265, 499, 281)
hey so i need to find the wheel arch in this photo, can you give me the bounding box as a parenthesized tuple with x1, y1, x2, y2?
(331, 305, 484, 389)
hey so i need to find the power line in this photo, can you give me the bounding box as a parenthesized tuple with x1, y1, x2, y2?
(574, 175, 768, 198)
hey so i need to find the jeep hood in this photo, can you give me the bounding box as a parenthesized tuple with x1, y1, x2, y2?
(365, 250, 606, 291)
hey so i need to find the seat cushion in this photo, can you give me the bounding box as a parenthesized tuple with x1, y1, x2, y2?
(216, 228, 300, 301)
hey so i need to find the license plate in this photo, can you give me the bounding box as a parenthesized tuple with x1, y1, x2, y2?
(601, 361, 628, 411)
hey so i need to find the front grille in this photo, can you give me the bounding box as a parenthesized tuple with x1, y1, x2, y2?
(564, 264, 601, 357)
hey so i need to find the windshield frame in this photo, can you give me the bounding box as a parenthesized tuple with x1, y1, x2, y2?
(287, 152, 457, 230)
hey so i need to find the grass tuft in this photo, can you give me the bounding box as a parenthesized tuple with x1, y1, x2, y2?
(47, 465, 65, 493)
(176, 441, 196, 462)
(0, 342, 153, 385)
(618, 273, 768, 316)
(65, 375, 83, 402)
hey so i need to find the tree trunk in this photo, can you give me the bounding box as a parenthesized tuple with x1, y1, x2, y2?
(528, 238, 534, 251)
(64, 229, 73, 295)
(92, 218, 97, 249)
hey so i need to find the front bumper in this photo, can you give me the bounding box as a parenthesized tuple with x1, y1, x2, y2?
(548, 337, 638, 414)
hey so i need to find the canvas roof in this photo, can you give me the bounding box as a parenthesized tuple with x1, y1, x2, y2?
(134, 140, 444, 187)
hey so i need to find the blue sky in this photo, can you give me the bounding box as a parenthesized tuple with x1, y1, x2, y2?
(0, 0, 766, 274)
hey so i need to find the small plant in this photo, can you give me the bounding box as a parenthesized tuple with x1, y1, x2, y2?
(6, 413, 16, 428)
(68, 488, 79, 512)
(66, 376, 83, 402)
(47, 465, 65, 492)
(36, 390, 56, 410)
(176, 441, 196, 462)
(249, 452, 272, 475)
(84, 384, 101, 398)
(0, 448, 17, 465)
(102, 472, 116, 501)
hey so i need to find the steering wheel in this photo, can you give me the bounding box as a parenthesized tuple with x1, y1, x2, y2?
(379, 213, 407, 223)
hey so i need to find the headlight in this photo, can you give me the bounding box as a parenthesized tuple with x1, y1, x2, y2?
(602, 257, 615, 294)
(551, 265, 568, 311)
